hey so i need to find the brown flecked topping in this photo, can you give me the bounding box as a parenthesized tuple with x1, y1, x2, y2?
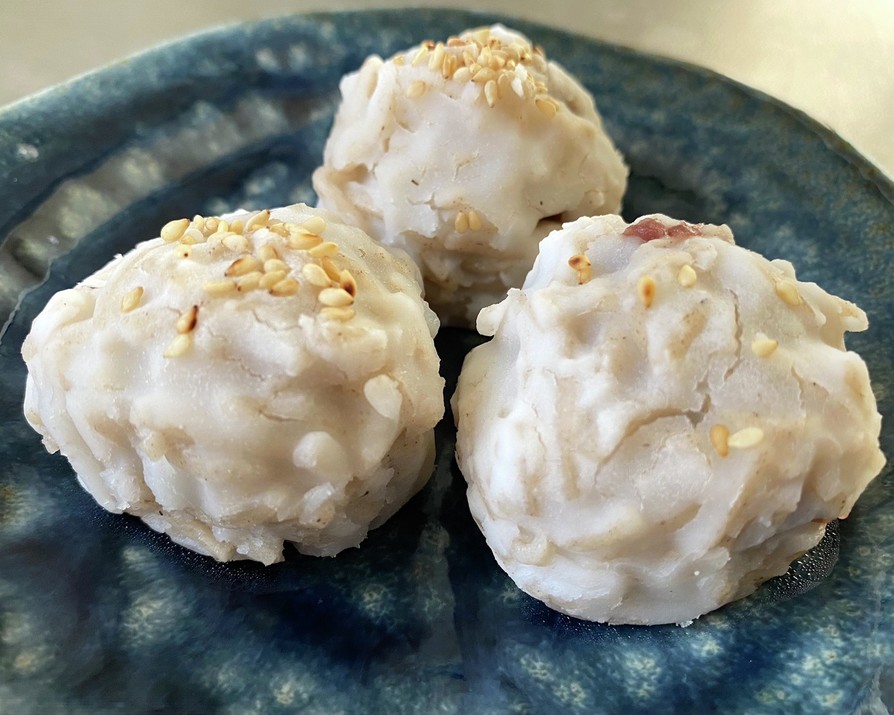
(339, 269, 358, 297)
(568, 254, 591, 285)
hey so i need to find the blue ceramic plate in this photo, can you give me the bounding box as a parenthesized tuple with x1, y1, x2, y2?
(0, 10, 891, 714)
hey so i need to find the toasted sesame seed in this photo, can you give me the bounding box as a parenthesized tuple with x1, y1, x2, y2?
(225, 256, 262, 277)
(751, 334, 779, 358)
(120, 286, 144, 313)
(259, 270, 288, 290)
(203, 279, 236, 296)
(710, 424, 730, 457)
(270, 278, 300, 296)
(309, 241, 339, 258)
(245, 209, 270, 233)
(677, 264, 698, 288)
(467, 209, 483, 231)
(263, 258, 289, 274)
(288, 232, 323, 250)
(454, 211, 469, 233)
(428, 43, 445, 71)
(775, 280, 802, 306)
(406, 80, 427, 98)
(637, 275, 657, 308)
(176, 305, 198, 334)
(442, 53, 458, 79)
(339, 269, 358, 297)
(484, 79, 499, 107)
(321, 256, 343, 281)
(163, 333, 191, 358)
(180, 227, 206, 245)
(447, 37, 466, 48)
(568, 254, 592, 284)
(727, 427, 765, 449)
(236, 271, 262, 292)
(302, 262, 333, 287)
(452, 67, 472, 83)
(221, 233, 251, 252)
(462, 50, 476, 66)
(535, 97, 558, 118)
(320, 306, 355, 321)
(301, 216, 327, 235)
(319, 287, 354, 307)
(472, 67, 496, 84)
(161, 218, 190, 243)
(257, 245, 280, 263)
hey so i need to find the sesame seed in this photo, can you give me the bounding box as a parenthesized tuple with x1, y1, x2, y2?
(225, 256, 262, 277)
(751, 334, 779, 357)
(406, 80, 427, 98)
(229, 218, 245, 234)
(318, 287, 354, 307)
(321, 256, 343, 281)
(710, 424, 729, 457)
(266, 222, 289, 237)
(259, 270, 289, 290)
(203, 279, 236, 296)
(257, 245, 280, 263)
(484, 79, 499, 107)
(428, 43, 445, 71)
(120, 286, 144, 313)
(191, 215, 206, 232)
(301, 216, 327, 235)
(535, 97, 558, 118)
(677, 264, 698, 288)
(462, 50, 476, 66)
(309, 241, 339, 258)
(339, 269, 358, 297)
(176, 305, 199, 334)
(472, 67, 496, 84)
(568, 254, 592, 284)
(221, 233, 251, 252)
(454, 211, 469, 233)
(179, 227, 206, 245)
(263, 258, 289, 274)
(204, 217, 219, 234)
(288, 232, 322, 250)
(727, 427, 765, 449)
(163, 333, 191, 358)
(235, 271, 263, 292)
(442, 53, 458, 79)
(447, 37, 466, 48)
(302, 263, 333, 287)
(320, 306, 355, 321)
(245, 209, 270, 233)
(775, 280, 802, 306)
(411, 46, 429, 66)
(452, 67, 472, 83)
(214, 219, 229, 234)
(160, 218, 190, 243)
(467, 209, 483, 231)
(637, 275, 657, 308)
(392, 54, 406, 66)
(270, 278, 300, 296)
(510, 76, 525, 97)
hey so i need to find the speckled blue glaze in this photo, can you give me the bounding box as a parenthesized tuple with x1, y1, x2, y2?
(0, 10, 892, 714)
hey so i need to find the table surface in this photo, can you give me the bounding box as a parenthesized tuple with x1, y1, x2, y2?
(1, 0, 891, 179)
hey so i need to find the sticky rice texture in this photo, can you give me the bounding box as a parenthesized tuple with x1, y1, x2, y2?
(22, 204, 444, 564)
(452, 214, 885, 625)
(313, 24, 628, 327)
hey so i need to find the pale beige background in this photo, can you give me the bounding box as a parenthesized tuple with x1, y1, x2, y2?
(1, 0, 892, 178)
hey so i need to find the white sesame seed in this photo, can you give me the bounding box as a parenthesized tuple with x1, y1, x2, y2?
(236, 271, 263, 292)
(510, 76, 525, 97)
(535, 97, 558, 118)
(775, 280, 802, 307)
(160, 218, 190, 243)
(727, 427, 765, 449)
(454, 211, 469, 233)
(406, 80, 427, 98)
(203, 217, 219, 234)
(179, 227, 206, 245)
(302, 262, 333, 287)
(203, 279, 237, 296)
(318, 287, 354, 307)
(751, 334, 779, 358)
(288, 232, 323, 250)
(163, 333, 191, 358)
(484, 79, 499, 107)
(428, 43, 445, 71)
(452, 67, 472, 83)
(472, 67, 496, 84)
(637, 274, 657, 308)
(256, 245, 279, 263)
(467, 209, 483, 231)
(442, 53, 458, 79)
(308, 241, 338, 258)
(244, 209, 271, 233)
(263, 258, 289, 274)
(270, 278, 300, 297)
(320, 306, 355, 322)
(710, 424, 729, 457)
(191, 215, 206, 232)
(677, 264, 698, 288)
(222, 233, 251, 252)
(229, 218, 245, 234)
(301, 216, 327, 235)
(120, 286, 144, 313)
(339, 269, 358, 297)
(412, 46, 429, 66)
(225, 256, 263, 277)
(259, 270, 289, 290)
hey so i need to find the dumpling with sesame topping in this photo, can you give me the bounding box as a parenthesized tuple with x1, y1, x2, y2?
(452, 213, 885, 625)
(22, 204, 445, 564)
(312, 25, 628, 327)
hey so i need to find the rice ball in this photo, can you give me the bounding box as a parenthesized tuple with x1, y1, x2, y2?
(313, 25, 628, 327)
(452, 214, 885, 625)
(22, 204, 445, 565)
